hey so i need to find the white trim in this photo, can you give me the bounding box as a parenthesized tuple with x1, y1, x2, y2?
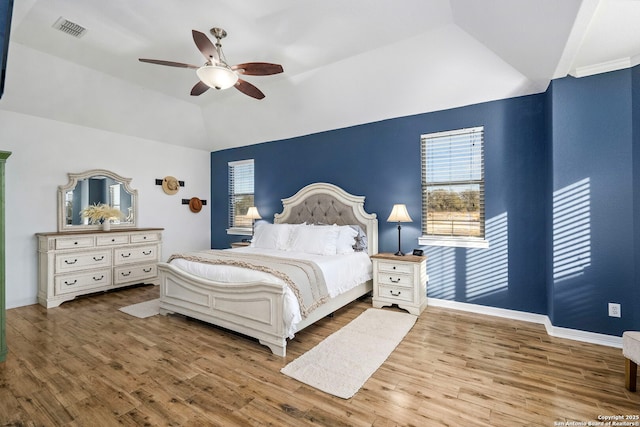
(570, 57, 633, 78)
(427, 298, 623, 348)
(226, 227, 252, 236)
(419, 235, 489, 248)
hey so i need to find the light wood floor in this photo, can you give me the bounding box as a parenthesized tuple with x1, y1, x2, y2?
(1, 285, 638, 426)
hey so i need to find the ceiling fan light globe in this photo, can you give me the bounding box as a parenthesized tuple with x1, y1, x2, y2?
(196, 65, 238, 90)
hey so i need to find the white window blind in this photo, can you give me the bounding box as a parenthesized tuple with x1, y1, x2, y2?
(421, 127, 485, 242)
(228, 159, 255, 229)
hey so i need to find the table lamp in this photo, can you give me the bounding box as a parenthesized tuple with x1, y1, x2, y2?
(387, 204, 412, 256)
(246, 206, 262, 237)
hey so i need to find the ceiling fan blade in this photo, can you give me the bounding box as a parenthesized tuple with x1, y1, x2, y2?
(234, 79, 265, 100)
(232, 62, 284, 76)
(139, 58, 199, 69)
(190, 81, 210, 96)
(192, 30, 219, 64)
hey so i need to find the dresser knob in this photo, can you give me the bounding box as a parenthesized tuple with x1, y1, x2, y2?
(390, 290, 401, 296)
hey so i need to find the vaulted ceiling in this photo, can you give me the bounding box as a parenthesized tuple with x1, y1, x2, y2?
(3, 0, 640, 151)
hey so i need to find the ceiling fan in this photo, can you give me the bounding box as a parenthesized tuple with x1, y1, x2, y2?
(139, 28, 284, 100)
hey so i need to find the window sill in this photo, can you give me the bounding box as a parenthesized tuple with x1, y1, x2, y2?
(419, 236, 489, 249)
(226, 227, 252, 236)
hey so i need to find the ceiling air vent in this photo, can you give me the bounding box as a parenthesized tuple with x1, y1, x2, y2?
(52, 17, 87, 38)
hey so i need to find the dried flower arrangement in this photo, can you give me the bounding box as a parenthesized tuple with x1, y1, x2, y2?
(80, 203, 123, 224)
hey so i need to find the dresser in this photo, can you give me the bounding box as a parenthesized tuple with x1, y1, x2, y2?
(36, 228, 163, 308)
(371, 252, 427, 315)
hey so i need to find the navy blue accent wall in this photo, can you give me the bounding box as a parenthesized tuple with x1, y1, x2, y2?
(633, 65, 640, 331)
(211, 65, 640, 335)
(550, 69, 637, 335)
(211, 94, 550, 316)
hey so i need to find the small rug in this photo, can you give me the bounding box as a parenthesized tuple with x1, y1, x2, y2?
(119, 299, 160, 318)
(281, 308, 417, 399)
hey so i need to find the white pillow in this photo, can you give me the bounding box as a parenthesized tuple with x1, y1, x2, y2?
(251, 223, 295, 250)
(335, 225, 358, 254)
(288, 224, 340, 255)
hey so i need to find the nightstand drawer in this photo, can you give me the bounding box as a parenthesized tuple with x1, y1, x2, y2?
(377, 261, 413, 274)
(378, 285, 413, 303)
(377, 273, 413, 288)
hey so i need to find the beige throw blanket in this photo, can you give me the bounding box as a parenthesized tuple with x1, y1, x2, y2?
(168, 250, 329, 319)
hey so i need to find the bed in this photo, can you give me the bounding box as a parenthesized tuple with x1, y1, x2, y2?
(157, 182, 378, 356)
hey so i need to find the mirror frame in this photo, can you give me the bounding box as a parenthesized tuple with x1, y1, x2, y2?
(58, 169, 138, 232)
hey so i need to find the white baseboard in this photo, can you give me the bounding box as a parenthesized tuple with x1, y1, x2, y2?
(427, 298, 623, 348)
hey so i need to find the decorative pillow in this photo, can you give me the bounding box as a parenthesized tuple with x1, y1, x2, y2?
(251, 222, 295, 250)
(336, 225, 359, 254)
(350, 225, 368, 252)
(288, 224, 340, 255)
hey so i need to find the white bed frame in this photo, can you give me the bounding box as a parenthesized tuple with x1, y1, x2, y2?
(157, 183, 378, 356)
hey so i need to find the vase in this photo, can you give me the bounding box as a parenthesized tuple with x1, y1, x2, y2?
(103, 220, 111, 231)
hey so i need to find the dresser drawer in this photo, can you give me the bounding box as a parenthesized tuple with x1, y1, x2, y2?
(377, 261, 413, 275)
(114, 245, 158, 265)
(114, 264, 157, 284)
(377, 272, 413, 288)
(130, 232, 161, 244)
(55, 236, 94, 250)
(55, 269, 111, 295)
(55, 250, 111, 273)
(377, 285, 413, 303)
(96, 234, 129, 246)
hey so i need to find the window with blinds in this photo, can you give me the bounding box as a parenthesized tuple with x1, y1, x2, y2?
(228, 159, 255, 229)
(421, 126, 485, 243)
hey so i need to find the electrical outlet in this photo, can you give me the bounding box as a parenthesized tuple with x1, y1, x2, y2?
(608, 303, 621, 318)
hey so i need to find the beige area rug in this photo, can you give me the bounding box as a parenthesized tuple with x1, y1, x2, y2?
(281, 308, 417, 399)
(119, 299, 160, 318)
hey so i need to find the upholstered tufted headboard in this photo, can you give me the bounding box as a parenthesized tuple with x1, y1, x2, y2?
(274, 183, 378, 256)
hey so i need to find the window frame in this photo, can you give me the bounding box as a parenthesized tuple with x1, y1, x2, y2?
(419, 126, 489, 248)
(226, 159, 255, 236)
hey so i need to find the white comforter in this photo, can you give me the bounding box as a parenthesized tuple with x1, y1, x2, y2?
(168, 247, 372, 338)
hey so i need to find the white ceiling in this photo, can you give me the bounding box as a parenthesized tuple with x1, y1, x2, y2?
(3, 0, 640, 151)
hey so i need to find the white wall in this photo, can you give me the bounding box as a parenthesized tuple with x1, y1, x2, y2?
(0, 110, 211, 308)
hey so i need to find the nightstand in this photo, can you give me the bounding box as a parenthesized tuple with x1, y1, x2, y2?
(371, 252, 427, 315)
(231, 241, 251, 248)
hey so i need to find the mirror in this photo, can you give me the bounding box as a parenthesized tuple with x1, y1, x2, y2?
(58, 169, 138, 231)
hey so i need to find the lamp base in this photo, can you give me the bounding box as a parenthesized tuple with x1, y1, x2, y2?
(394, 250, 405, 256)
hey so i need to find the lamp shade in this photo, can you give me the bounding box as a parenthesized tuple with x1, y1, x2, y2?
(196, 65, 239, 90)
(387, 204, 412, 223)
(245, 206, 262, 220)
